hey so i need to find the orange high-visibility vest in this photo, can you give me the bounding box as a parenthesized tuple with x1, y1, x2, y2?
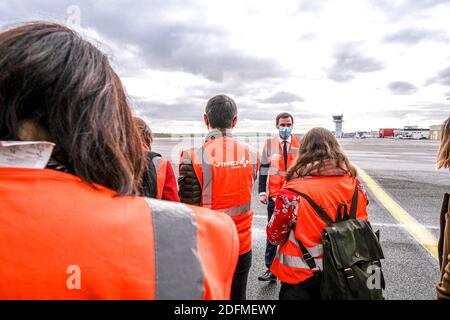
(152, 156, 168, 200)
(270, 175, 368, 285)
(0, 167, 239, 300)
(180, 131, 260, 255)
(262, 135, 300, 197)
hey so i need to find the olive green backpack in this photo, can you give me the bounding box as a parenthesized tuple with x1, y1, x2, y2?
(292, 185, 386, 300)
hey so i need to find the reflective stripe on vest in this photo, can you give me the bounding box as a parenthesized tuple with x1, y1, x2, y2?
(266, 138, 273, 160)
(272, 177, 368, 284)
(195, 146, 213, 208)
(145, 198, 204, 300)
(288, 230, 323, 257)
(152, 156, 168, 200)
(246, 145, 259, 182)
(221, 202, 251, 217)
(195, 144, 256, 213)
(289, 148, 300, 155)
(268, 168, 287, 176)
(187, 135, 256, 256)
(266, 135, 300, 197)
(277, 252, 323, 270)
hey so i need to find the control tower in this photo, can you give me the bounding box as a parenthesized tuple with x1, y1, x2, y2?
(333, 114, 344, 138)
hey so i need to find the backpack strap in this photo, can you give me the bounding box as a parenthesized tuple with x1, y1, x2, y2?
(292, 190, 332, 275)
(296, 238, 318, 270)
(296, 192, 334, 226)
(295, 237, 322, 281)
(349, 184, 359, 220)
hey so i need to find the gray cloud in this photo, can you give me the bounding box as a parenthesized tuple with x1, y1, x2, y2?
(238, 105, 322, 123)
(258, 91, 305, 104)
(366, 103, 450, 122)
(370, 0, 450, 20)
(409, 104, 450, 121)
(134, 96, 316, 124)
(298, 0, 325, 12)
(387, 81, 418, 95)
(111, 21, 287, 82)
(2, 0, 448, 130)
(327, 45, 384, 82)
(427, 66, 450, 86)
(133, 99, 204, 122)
(383, 28, 448, 45)
(0, 0, 288, 82)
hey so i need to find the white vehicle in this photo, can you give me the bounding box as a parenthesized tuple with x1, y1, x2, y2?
(395, 130, 429, 140)
(355, 131, 375, 139)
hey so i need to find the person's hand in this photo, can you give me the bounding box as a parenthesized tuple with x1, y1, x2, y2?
(259, 194, 268, 205)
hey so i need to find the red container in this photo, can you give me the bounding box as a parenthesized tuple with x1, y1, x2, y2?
(379, 128, 396, 138)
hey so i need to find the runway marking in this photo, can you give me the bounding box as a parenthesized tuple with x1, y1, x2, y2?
(371, 222, 439, 230)
(356, 165, 439, 260)
(254, 215, 439, 230)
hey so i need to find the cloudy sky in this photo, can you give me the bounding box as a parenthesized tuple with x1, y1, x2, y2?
(1, 0, 450, 133)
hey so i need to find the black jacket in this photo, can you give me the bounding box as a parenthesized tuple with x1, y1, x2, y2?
(140, 151, 160, 198)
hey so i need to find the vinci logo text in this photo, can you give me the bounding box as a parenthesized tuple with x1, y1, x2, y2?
(213, 157, 249, 168)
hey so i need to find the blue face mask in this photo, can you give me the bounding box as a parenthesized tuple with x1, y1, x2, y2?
(279, 127, 292, 139)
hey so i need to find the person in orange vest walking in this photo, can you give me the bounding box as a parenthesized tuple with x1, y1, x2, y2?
(0, 22, 238, 300)
(178, 95, 260, 300)
(267, 127, 369, 300)
(134, 117, 180, 202)
(258, 113, 300, 282)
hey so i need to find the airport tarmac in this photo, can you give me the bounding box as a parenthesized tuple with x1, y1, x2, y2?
(152, 137, 449, 300)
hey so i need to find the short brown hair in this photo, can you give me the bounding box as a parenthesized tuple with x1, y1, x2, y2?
(287, 127, 357, 180)
(0, 22, 146, 196)
(437, 116, 450, 169)
(205, 95, 237, 129)
(276, 112, 294, 126)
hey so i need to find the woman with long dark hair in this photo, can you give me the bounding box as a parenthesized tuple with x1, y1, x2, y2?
(266, 127, 369, 300)
(0, 23, 146, 195)
(0, 22, 238, 300)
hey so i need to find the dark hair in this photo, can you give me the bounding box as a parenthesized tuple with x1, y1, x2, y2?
(437, 116, 450, 169)
(134, 117, 153, 149)
(276, 112, 294, 126)
(286, 127, 357, 180)
(205, 95, 237, 129)
(0, 22, 146, 196)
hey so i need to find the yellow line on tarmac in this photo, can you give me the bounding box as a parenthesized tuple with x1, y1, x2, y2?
(356, 165, 438, 260)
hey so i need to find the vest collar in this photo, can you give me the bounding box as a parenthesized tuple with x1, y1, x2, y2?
(205, 129, 234, 142)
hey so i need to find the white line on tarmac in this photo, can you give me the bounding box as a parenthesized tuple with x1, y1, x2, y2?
(254, 215, 439, 230)
(371, 222, 439, 230)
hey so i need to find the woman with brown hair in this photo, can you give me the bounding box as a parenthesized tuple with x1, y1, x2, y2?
(134, 117, 180, 202)
(0, 22, 238, 299)
(436, 116, 450, 300)
(266, 127, 369, 300)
